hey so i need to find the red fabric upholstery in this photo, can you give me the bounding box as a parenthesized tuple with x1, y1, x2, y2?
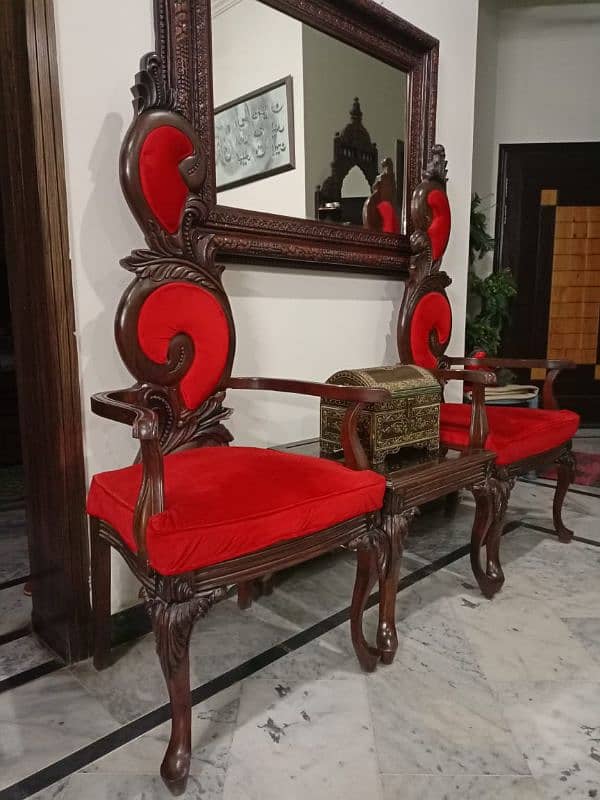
(409, 292, 452, 369)
(427, 188, 451, 260)
(87, 447, 386, 576)
(440, 403, 579, 465)
(139, 126, 193, 233)
(137, 283, 230, 410)
(377, 200, 400, 234)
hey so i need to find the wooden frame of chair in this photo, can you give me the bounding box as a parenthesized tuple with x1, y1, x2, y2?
(88, 54, 405, 795)
(396, 145, 577, 598)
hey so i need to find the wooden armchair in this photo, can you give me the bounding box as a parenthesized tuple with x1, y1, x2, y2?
(397, 145, 579, 595)
(87, 56, 397, 795)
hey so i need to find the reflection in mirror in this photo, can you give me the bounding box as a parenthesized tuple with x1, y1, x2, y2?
(211, 0, 407, 228)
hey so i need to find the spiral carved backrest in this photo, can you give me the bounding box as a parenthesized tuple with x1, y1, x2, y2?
(397, 144, 452, 369)
(115, 54, 236, 454)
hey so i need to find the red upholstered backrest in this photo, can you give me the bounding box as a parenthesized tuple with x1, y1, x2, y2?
(409, 291, 452, 369)
(137, 283, 231, 409)
(138, 125, 194, 234)
(427, 188, 451, 261)
(376, 200, 401, 234)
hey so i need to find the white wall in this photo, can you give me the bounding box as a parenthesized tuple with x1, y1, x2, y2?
(212, 0, 306, 216)
(55, 0, 479, 611)
(472, 0, 600, 258)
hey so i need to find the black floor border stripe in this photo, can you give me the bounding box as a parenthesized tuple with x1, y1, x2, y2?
(0, 660, 62, 695)
(0, 575, 30, 592)
(0, 529, 491, 800)
(0, 625, 31, 648)
(520, 520, 600, 548)
(519, 477, 600, 500)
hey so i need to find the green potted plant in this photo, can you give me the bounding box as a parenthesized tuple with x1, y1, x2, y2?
(466, 194, 516, 367)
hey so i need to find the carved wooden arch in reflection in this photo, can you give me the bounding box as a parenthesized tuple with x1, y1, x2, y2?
(152, 0, 439, 276)
(315, 97, 379, 225)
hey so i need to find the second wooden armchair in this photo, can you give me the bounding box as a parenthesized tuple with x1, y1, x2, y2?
(396, 145, 579, 597)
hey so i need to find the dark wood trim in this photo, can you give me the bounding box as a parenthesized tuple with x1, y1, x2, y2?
(0, 0, 90, 662)
(152, 0, 439, 276)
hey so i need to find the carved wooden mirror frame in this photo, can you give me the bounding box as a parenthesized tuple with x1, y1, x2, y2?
(152, 0, 438, 276)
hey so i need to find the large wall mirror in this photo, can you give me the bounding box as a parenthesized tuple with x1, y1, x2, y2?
(152, 0, 438, 275)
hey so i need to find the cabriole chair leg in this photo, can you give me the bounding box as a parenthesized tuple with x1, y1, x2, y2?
(90, 517, 112, 670)
(553, 448, 576, 543)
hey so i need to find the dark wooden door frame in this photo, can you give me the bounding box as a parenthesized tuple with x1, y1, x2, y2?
(0, 0, 90, 662)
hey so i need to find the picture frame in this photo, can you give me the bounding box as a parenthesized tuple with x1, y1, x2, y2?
(214, 75, 296, 192)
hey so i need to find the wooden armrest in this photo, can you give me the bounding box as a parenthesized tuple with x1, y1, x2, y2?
(228, 376, 390, 470)
(227, 377, 391, 404)
(431, 368, 497, 386)
(442, 357, 574, 410)
(430, 369, 493, 450)
(91, 389, 163, 562)
(444, 356, 575, 371)
(91, 390, 159, 440)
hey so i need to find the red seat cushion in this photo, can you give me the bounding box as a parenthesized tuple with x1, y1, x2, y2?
(87, 447, 386, 575)
(440, 403, 579, 465)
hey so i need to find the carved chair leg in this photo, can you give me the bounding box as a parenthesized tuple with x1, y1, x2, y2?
(444, 490, 460, 519)
(350, 541, 380, 672)
(553, 447, 576, 543)
(237, 581, 255, 610)
(146, 583, 224, 795)
(484, 476, 512, 594)
(470, 481, 497, 599)
(376, 509, 414, 665)
(90, 517, 111, 670)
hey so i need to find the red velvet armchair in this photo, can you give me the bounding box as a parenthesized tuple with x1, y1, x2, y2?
(86, 56, 399, 795)
(397, 145, 579, 595)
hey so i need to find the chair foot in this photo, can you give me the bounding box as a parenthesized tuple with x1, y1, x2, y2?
(350, 543, 380, 672)
(90, 517, 112, 670)
(349, 503, 414, 671)
(554, 448, 576, 543)
(470, 476, 510, 599)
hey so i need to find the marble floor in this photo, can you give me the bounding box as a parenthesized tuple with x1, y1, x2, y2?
(0, 431, 598, 799)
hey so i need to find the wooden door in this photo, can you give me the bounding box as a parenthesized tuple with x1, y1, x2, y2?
(0, 0, 90, 661)
(495, 143, 600, 422)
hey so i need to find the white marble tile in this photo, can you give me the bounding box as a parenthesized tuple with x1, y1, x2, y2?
(452, 582, 600, 684)
(30, 773, 208, 799)
(563, 619, 600, 665)
(0, 670, 119, 790)
(496, 681, 600, 798)
(0, 582, 31, 636)
(80, 684, 240, 797)
(0, 634, 54, 680)
(70, 595, 305, 724)
(381, 774, 543, 799)
(223, 678, 383, 800)
(367, 655, 528, 776)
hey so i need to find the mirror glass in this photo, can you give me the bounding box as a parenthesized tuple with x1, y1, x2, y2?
(211, 0, 408, 228)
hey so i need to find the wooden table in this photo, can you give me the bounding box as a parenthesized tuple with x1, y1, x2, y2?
(275, 439, 498, 671)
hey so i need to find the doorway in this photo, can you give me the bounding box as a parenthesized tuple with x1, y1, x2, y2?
(494, 142, 600, 423)
(0, 0, 90, 667)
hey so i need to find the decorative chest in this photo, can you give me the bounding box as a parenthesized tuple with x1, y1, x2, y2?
(320, 364, 441, 469)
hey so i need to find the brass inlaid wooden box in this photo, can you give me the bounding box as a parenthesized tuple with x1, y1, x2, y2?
(320, 364, 441, 468)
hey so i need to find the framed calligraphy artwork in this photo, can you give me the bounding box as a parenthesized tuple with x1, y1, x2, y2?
(215, 75, 295, 192)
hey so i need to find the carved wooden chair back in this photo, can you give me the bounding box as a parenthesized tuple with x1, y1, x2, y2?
(115, 56, 236, 456)
(396, 144, 452, 369)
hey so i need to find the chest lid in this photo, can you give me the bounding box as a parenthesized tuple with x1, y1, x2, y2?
(326, 364, 440, 398)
